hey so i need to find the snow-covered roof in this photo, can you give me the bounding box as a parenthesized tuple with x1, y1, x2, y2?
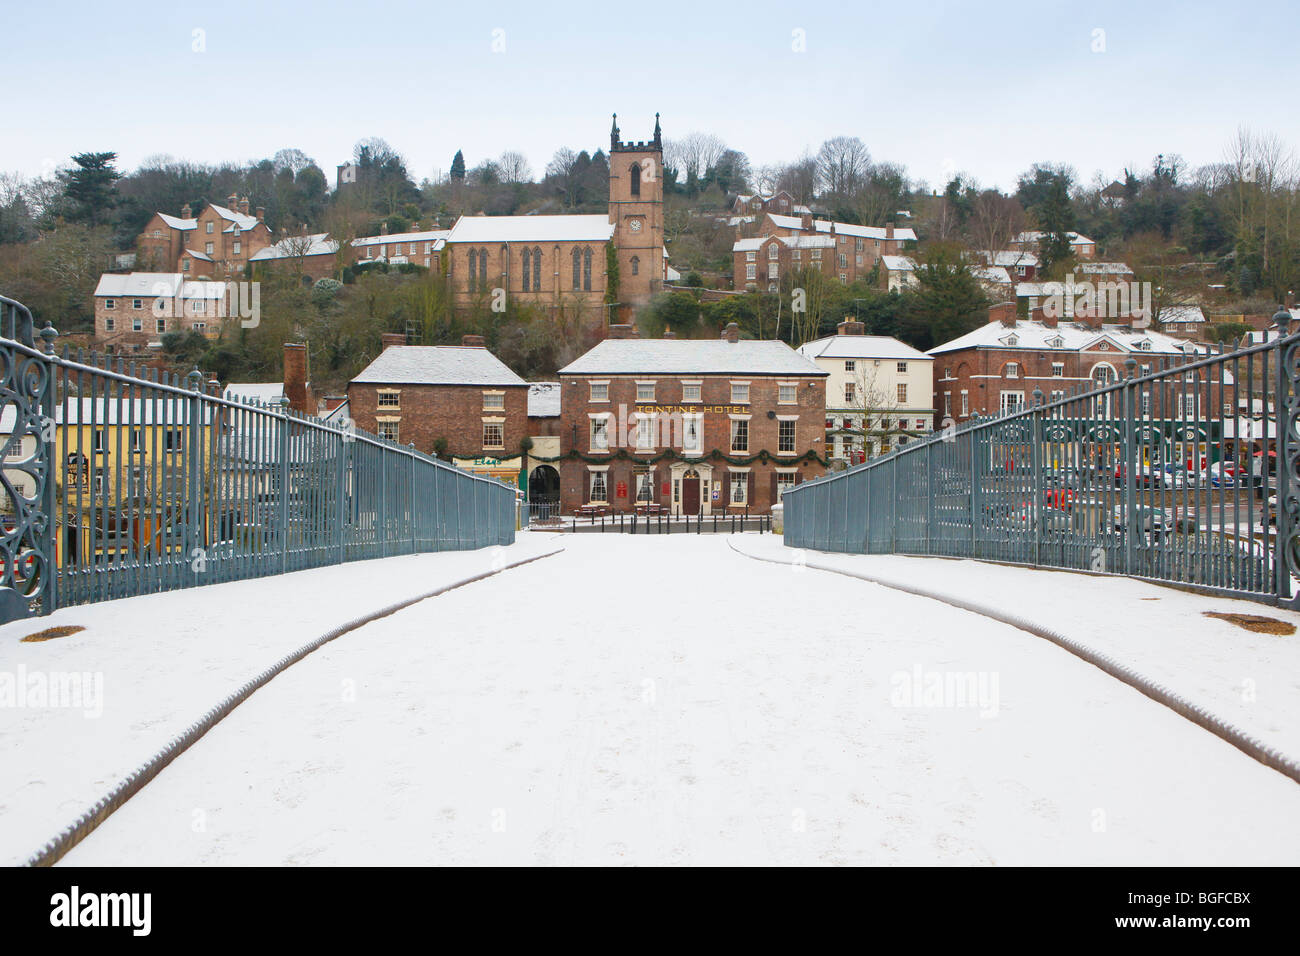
(157, 213, 196, 231)
(447, 215, 614, 244)
(352, 230, 451, 248)
(880, 255, 916, 272)
(249, 233, 339, 261)
(527, 382, 561, 417)
(181, 281, 228, 299)
(183, 248, 213, 262)
(1079, 261, 1134, 275)
(207, 203, 261, 231)
(95, 273, 183, 297)
(973, 266, 1013, 285)
(797, 335, 931, 362)
(978, 250, 1039, 268)
(1014, 230, 1094, 246)
(1159, 304, 1206, 324)
(733, 234, 837, 252)
(766, 213, 917, 243)
(559, 339, 826, 376)
(225, 383, 285, 405)
(352, 346, 528, 387)
(929, 319, 1195, 356)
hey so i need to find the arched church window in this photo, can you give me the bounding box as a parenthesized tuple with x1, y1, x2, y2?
(630, 163, 641, 198)
(521, 247, 531, 291)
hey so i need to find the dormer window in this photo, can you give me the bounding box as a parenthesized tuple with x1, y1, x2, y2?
(1047, 336, 1064, 348)
(1002, 335, 1019, 347)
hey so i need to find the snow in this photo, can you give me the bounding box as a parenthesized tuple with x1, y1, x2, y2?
(30, 534, 1300, 866)
(0, 535, 561, 866)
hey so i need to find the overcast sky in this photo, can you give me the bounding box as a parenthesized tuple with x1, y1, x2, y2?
(6, 0, 1298, 193)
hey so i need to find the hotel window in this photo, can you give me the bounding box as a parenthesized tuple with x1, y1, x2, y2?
(778, 384, 796, 404)
(1005, 363, 1019, 378)
(730, 473, 748, 505)
(590, 471, 608, 502)
(590, 382, 609, 402)
(1051, 362, 1064, 377)
(960, 391, 969, 416)
(636, 382, 656, 402)
(730, 383, 749, 404)
(897, 383, 907, 402)
(844, 382, 856, 403)
(590, 416, 609, 450)
(132, 298, 143, 310)
(1000, 391, 1024, 414)
(682, 415, 701, 452)
(1181, 395, 1197, 418)
(746, 264, 756, 280)
(897, 362, 907, 373)
(635, 470, 654, 502)
(482, 422, 504, 449)
(943, 393, 951, 416)
(378, 421, 399, 442)
(776, 471, 797, 501)
(1051, 390, 1065, 404)
(483, 392, 505, 410)
(778, 419, 796, 453)
(730, 418, 748, 453)
(377, 391, 400, 408)
(635, 416, 654, 449)
(682, 382, 701, 403)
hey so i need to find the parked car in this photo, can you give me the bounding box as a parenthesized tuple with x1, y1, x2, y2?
(1189, 462, 1236, 488)
(1111, 504, 1170, 534)
(1114, 464, 1156, 488)
(1154, 465, 1187, 489)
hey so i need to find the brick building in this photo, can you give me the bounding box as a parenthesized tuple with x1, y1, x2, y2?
(546, 324, 827, 515)
(92, 273, 234, 347)
(347, 334, 530, 485)
(1009, 230, 1097, 259)
(137, 196, 272, 277)
(248, 232, 341, 281)
(733, 212, 916, 290)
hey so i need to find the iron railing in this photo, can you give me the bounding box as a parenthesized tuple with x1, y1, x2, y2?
(0, 294, 515, 623)
(783, 319, 1300, 607)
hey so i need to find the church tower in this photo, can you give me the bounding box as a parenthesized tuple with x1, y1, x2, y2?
(608, 113, 664, 317)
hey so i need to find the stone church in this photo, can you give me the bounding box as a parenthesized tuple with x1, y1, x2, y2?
(443, 114, 666, 323)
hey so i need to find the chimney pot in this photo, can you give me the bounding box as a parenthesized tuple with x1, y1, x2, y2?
(990, 301, 1017, 328)
(837, 319, 865, 336)
(801, 212, 813, 231)
(256, 206, 265, 222)
(607, 324, 637, 340)
(380, 332, 406, 350)
(227, 193, 237, 208)
(239, 197, 249, 215)
(461, 334, 486, 348)
(181, 203, 192, 219)
(722, 322, 740, 343)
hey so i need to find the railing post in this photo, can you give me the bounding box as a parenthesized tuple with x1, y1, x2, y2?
(336, 424, 347, 564)
(187, 368, 207, 586)
(926, 438, 936, 555)
(1274, 308, 1295, 602)
(969, 416, 981, 560)
(1122, 359, 1137, 576)
(1031, 389, 1044, 567)
(39, 322, 59, 615)
(890, 454, 898, 552)
(409, 443, 418, 555)
(276, 395, 290, 576)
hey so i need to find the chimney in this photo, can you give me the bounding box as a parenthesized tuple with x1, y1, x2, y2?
(607, 324, 637, 340)
(1037, 306, 1057, 329)
(300, 223, 308, 235)
(227, 193, 237, 209)
(283, 343, 312, 414)
(461, 334, 486, 348)
(320, 395, 347, 413)
(800, 212, 813, 231)
(181, 203, 192, 219)
(238, 197, 250, 215)
(990, 301, 1017, 328)
(380, 332, 406, 350)
(380, 222, 389, 235)
(662, 326, 676, 339)
(886, 221, 895, 241)
(837, 318, 865, 336)
(722, 322, 740, 344)
(256, 206, 265, 222)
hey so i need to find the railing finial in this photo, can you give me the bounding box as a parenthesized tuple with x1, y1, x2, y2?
(1275, 304, 1292, 335)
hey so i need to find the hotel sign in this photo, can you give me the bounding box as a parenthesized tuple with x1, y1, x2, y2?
(634, 405, 747, 415)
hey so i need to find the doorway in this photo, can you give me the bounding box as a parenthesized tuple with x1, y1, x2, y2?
(681, 468, 700, 514)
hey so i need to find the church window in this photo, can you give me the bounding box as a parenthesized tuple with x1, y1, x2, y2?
(521, 247, 531, 291)
(630, 163, 641, 198)
(630, 256, 639, 276)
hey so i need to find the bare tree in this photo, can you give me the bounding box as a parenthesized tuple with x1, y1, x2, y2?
(665, 132, 727, 180)
(497, 151, 533, 184)
(969, 191, 1026, 255)
(816, 136, 870, 198)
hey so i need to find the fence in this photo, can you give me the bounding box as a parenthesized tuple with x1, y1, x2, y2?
(783, 317, 1299, 607)
(0, 294, 516, 624)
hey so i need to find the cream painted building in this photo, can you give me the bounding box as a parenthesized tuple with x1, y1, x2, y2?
(796, 320, 935, 463)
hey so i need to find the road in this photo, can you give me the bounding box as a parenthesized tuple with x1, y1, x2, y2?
(61, 535, 1300, 865)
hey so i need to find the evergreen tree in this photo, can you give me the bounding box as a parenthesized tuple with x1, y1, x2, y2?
(60, 151, 119, 225)
(1036, 174, 1076, 276)
(450, 150, 466, 182)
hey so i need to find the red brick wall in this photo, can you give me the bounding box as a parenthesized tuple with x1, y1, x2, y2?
(346, 381, 529, 457)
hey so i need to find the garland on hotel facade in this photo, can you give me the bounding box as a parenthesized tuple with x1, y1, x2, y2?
(526, 447, 831, 468)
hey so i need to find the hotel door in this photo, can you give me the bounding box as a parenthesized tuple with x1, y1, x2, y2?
(681, 469, 701, 514)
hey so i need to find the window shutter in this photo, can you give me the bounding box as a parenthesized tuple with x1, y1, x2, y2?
(769, 471, 777, 502)
(584, 471, 591, 504)
(747, 472, 754, 504)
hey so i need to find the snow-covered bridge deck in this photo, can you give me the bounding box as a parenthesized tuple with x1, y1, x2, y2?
(4, 533, 1299, 865)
